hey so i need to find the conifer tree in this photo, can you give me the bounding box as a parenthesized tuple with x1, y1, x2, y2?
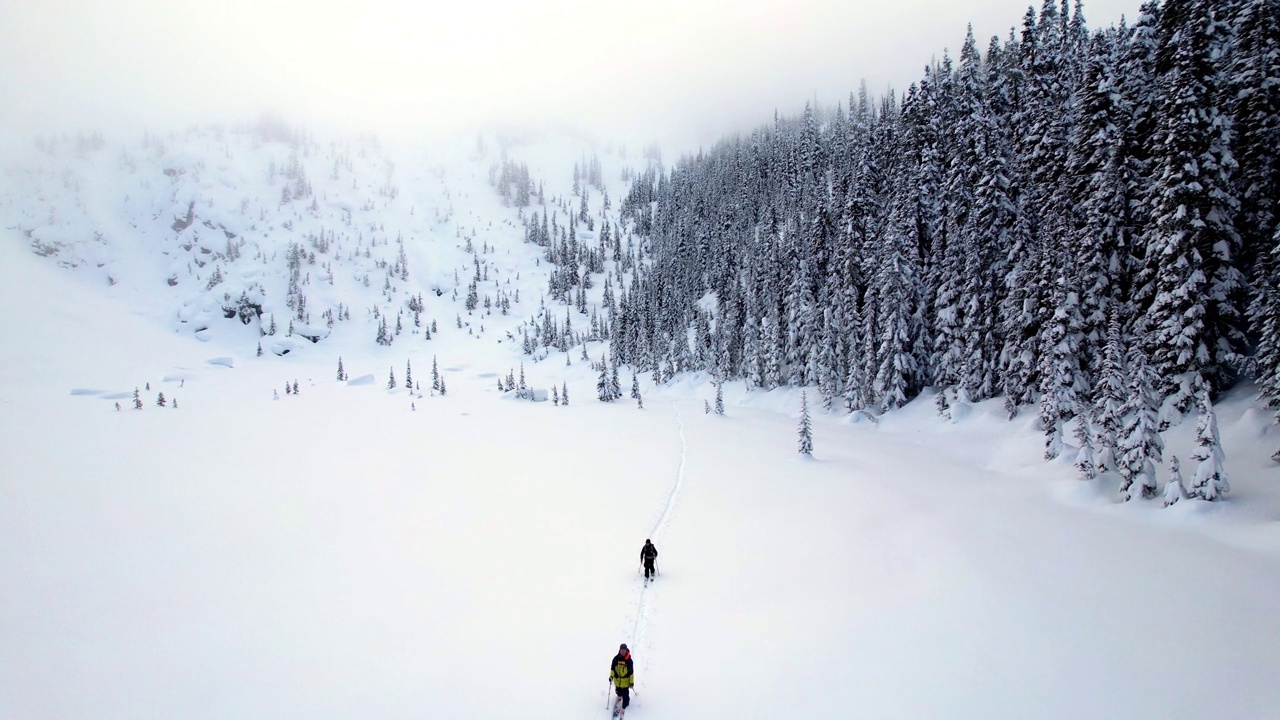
(133, 388, 142, 409)
(597, 355, 613, 402)
(1230, 0, 1280, 297)
(552, 385, 560, 406)
(1073, 417, 1096, 480)
(1038, 265, 1088, 461)
(439, 376, 447, 396)
(610, 361, 622, 400)
(388, 367, 397, 390)
(406, 359, 413, 389)
(715, 378, 725, 415)
(292, 380, 299, 395)
(1189, 381, 1230, 500)
(156, 392, 166, 407)
(561, 381, 569, 406)
(1145, 0, 1245, 401)
(337, 357, 345, 381)
(798, 391, 813, 456)
(1118, 343, 1162, 501)
(1090, 313, 1127, 473)
(432, 355, 440, 391)
(872, 218, 924, 413)
(1163, 455, 1188, 507)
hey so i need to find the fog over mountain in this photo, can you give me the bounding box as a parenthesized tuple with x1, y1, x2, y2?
(2, 0, 1142, 151)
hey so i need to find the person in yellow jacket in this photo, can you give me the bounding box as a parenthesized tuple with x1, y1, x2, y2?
(609, 643, 634, 714)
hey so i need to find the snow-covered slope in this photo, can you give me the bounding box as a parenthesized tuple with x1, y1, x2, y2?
(0, 122, 634, 365)
(2, 123, 1279, 720)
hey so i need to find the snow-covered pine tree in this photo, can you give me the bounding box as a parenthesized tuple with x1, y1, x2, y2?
(1037, 261, 1088, 461)
(388, 367, 396, 390)
(133, 388, 142, 409)
(761, 312, 782, 390)
(552, 385, 560, 406)
(958, 36, 1016, 405)
(872, 213, 925, 413)
(1117, 343, 1162, 501)
(439, 376, 447, 396)
(1073, 416, 1096, 479)
(292, 380, 299, 395)
(337, 357, 345, 381)
(561, 381, 569, 406)
(1189, 380, 1230, 500)
(1145, 0, 1246, 402)
(156, 392, 165, 407)
(1090, 312, 1127, 474)
(609, 361, 622, 400)
(1068, 31, 1134, 374)
(715, 378, 725, 415)
(630, 371, 640, 400)
(405, 359, 413, 389)
(1229, 0, 1280, 318)
(1163, 455, 1188, 507)
(597, 356, 612, 402)
(798, 391, 813, 456)
(1257, 234, 1280, 462)
(432, 355, 440, 391)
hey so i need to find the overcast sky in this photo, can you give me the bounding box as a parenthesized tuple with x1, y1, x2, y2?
(1, 0, 1143, 152)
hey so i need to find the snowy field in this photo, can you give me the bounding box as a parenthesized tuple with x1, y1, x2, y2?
(3, 133, 1280, 720)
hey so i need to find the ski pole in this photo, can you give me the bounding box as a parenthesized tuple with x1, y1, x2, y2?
(605, 681, 612, 710)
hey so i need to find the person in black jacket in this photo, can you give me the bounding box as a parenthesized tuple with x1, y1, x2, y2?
(609, 643, 634, 713)
(640, 539, 658, 580)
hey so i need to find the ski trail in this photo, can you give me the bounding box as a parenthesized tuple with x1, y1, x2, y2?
(646, 399, 688, 540)
(613, 400, 687, 716)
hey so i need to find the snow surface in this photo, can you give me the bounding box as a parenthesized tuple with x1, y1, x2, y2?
(2, 128, 1279, 720)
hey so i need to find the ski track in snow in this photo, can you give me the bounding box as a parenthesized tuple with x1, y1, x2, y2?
(615, 400, 688, 717)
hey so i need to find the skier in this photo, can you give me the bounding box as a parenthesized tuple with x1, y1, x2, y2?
(640, 539, 658, 580)
(609, 643, 634, 716)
